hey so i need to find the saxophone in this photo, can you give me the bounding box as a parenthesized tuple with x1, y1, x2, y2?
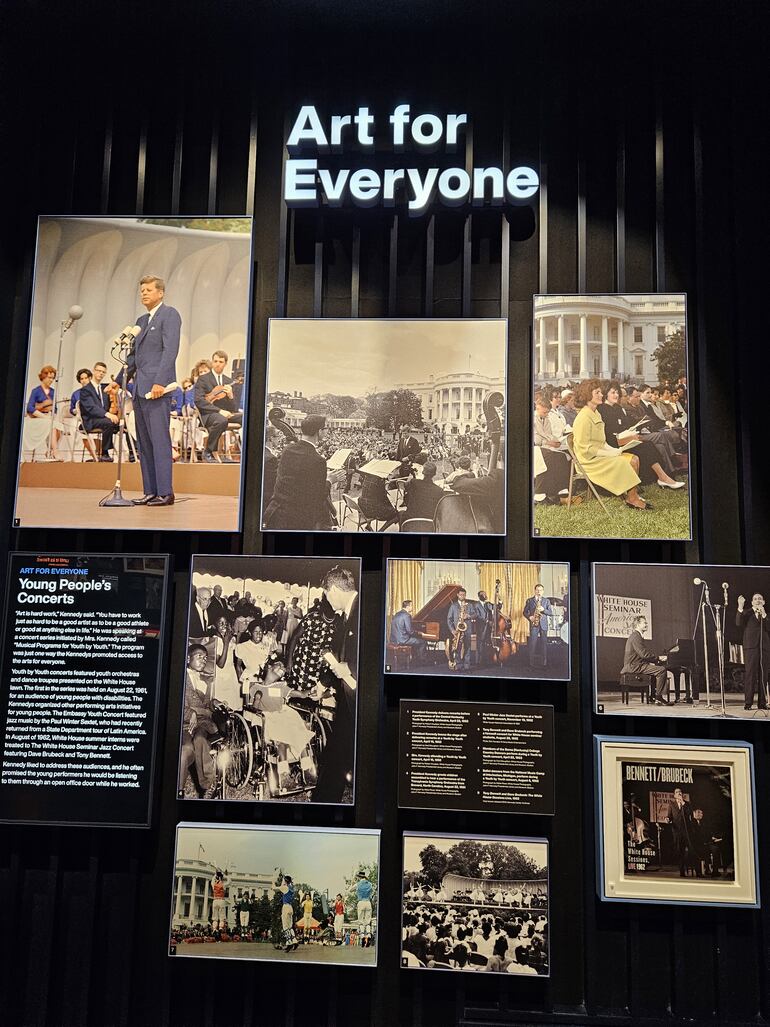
(447, 599, 468, 670)
(529, 597, 545, 626)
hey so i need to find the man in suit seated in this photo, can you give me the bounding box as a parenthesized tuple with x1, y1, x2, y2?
(75, 367, 120, 461)
(401, 461, 444, 527)
(194, 349, 243, 463)
(263, 414, 343, 530)
(389, 600, 427, 663)
(621, 614, 668, 705)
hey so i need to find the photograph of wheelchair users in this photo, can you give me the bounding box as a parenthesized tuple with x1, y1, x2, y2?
(176, 555, 361, 805)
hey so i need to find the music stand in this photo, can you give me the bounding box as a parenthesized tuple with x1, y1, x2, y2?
(99, 336, 134, 508)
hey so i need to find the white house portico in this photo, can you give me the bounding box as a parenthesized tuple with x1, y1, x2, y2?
(171, 857, 274, 929)
(394, 369, 505, 435)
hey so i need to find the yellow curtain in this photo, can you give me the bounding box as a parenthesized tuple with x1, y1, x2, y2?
(479, 562, 540, 645)
(387, 560, 424, 625)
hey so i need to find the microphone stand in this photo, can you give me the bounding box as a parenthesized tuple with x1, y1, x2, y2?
(693, 582, 711, 708)
(99, 338, 134, 508)
(709, 601, 728, 717)
(47, 316, 75, 460)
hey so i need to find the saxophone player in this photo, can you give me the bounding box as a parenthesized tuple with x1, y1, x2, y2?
(446, 588, 472, 671)
(523, 584, 553, 668)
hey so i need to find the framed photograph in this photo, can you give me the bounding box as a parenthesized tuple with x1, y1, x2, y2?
(594, 736, 759, 907)
(13, 215, 254, 532)
(401, 832, 549, 975)
(384, 558, 570, 680)
(260, 318, 507, 535)
(531, 293, 692, 541)
(0, 552, 169, 827)
(177, 555, 360, 805)
(593, 562, 770, 721)
(398, 700, 555, 815)
(169, 822, 379, 967)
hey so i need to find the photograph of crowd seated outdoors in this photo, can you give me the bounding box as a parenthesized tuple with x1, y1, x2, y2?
(14, 216, 252, 532)
(261, 319, 507, 534)
(170, 823, 379, 967)
(385, 559, 570, 681)
(401, 833, 549, 975)
(178, 555, 360, 805)
(532, 294, 691, 541)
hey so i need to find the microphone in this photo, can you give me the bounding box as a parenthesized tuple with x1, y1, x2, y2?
(115, 325, 141, 343)
(693, 577, 704, 585)
(62, 305, 84, 331)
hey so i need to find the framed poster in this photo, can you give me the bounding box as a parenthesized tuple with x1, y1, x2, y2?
(13, 215, 255, 532)
(594, 736, 759, 907)
(177, 555, 360, 805)
(593, 562, 770, 721)
(401, 831, 549, 975)
(169, 822, 379, 967)
(385, 558, 570, 680)
(531, 293, 692, 542)
(398, 700, 555, 815)
(260, 318, 507, 535)
(0, 552, 169, 827)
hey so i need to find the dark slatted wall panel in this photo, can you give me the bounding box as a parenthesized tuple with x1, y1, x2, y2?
(0, 1, 767, 1025)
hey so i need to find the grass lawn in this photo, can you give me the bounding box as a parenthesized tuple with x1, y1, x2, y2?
(533, 477, 691, 540)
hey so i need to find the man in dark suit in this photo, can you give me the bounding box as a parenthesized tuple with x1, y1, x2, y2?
(76, 368, 120, 460)
(194, 349, 242, 463)
(523, 583, 553, 668)
(401, 461, 444, 526)
(121, 275, 180, 506)
(621, 614, 668, 704)
(668, 787, 694, 877)
(736, 593, 770, 710)
(263, 415, 341, 530)
(446, 588, 472, 671)
(389, 600, 427, 663)
(396, 425, 421, 462)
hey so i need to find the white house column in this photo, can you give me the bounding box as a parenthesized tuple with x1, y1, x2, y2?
(190, 877, 198, 922)
(557, 315, 565, 376)
(616, 319, 625, 375)
(579, 314, 588, 378)
(538, 317, 547, 378)
(174, 876, 183, 921)
(601, 317, 609, 377)
(202, 882, 210, 923)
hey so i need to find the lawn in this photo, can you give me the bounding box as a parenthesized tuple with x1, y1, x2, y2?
(533, 477, 691, 540)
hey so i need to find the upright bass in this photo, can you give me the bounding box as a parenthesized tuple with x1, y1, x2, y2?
(490, 577, 516, 664)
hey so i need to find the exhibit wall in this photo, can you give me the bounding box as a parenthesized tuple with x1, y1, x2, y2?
(0, 1, 767, 1025)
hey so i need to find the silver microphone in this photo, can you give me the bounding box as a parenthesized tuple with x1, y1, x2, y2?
(62, 305, 84, 331)
(115, 324, 141, 343)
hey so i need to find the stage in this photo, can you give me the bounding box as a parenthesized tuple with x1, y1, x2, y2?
(598, 689, 770, 720)
(393, 642, 570, 680)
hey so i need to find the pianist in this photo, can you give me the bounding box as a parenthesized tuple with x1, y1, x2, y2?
(621, 615, 669, 705)
(389, 600, 428, 663)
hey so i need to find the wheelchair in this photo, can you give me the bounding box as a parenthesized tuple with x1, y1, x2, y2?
(211, 690, 333, 800)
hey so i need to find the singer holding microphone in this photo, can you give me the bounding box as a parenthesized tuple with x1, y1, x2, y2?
(736, 592, 770, 711)
(118, 275, 180, 507)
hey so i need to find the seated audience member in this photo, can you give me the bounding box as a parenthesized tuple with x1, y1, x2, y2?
(444, 455, 476, 486)
(178, 644, 220, 798)
(76, 367, 120, 461)
(401, 461, 445, 525)
(533, 393, 575, 505)
(558, 388, 578, 426)
(598, 381, 684, 489)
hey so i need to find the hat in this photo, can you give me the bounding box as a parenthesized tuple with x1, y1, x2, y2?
(560, 389, 573, 399)
(357, 870, 367, 878)
(301, 414, 326, 435)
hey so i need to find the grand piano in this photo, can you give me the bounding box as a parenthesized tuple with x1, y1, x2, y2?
(662, 637, 699, 701)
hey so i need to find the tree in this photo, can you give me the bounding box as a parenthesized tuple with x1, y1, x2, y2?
(365, 389, 423, 432)
(652, 327, 686, 384)
(437, 839, 544, 881)
(316, 394, 360, 418)
(137, 217, 252, 234)
(417, 844, 448, 887)
(343, 860, 379, 923)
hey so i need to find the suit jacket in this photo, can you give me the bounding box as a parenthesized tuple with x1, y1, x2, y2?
(622, 629, 660, 673)
(523, 596, 553, 631)
(189, 601, 213, 639)
(640, 399, 668, 432)
(447, 599, 471, 635)
(123, 303, 181, 395)
(390, 609, 417, 645)
(264, 439, 332, 530)
(736, 609, 770, 654)
(669, 799, 693, 847)
(78, 381, 110, 429)
(403, 478, 444, 522)
(194, 371, 239, 425)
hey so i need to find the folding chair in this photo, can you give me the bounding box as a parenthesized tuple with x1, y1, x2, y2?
(72, 402, 101, 462)
(400, 517, 434, 533)
(564, 433, 613, 516)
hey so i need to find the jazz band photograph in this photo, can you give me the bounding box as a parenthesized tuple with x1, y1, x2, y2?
(170, 823, 380, 967)
(385, 559, 570, 681)
(595, 737, 759, 907)
(260, 319, 507, 535)
(532, 294, 692, 542)
(13, 216, 254, 532)
(592, 563, 770, 721)
(177, 555, 360, 806)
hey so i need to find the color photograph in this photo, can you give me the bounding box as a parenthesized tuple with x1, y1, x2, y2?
(261, 319, 507, 534)
(385, 559, 570, 680)
(170, 823, 379, 966)
(13, 216, 253, 531)
(532, 294, 691, 541)
(177, 555, 360, 805)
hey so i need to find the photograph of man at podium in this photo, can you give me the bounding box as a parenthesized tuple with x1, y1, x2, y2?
(13, 215, 254, 532)
(593, 562, 770, 720)
(260, 319, 508, 535)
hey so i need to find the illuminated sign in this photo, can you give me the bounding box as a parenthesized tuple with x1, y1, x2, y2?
(284, 104, 539, 214)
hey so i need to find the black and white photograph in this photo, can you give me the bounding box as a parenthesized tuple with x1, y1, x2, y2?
(532, 294, 691, 541)
(170, 823, 379, 966)
(261, 319, 507, 534)
(595, 737, 759, 907)
(401, 832, 549, 974)
(593, 563, 770, 720)
(13, 216, 254, 532)
(177, 555, 360, 805)
(385, 559, 570, 680)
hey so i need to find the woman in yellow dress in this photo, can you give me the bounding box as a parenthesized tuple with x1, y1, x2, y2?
(571, 379, 649, 510)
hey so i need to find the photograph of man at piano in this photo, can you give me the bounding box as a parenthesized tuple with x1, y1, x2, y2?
(385, 559, 571, 681)
(260, 319, 507, 535)
(593, 562, 770, 720)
